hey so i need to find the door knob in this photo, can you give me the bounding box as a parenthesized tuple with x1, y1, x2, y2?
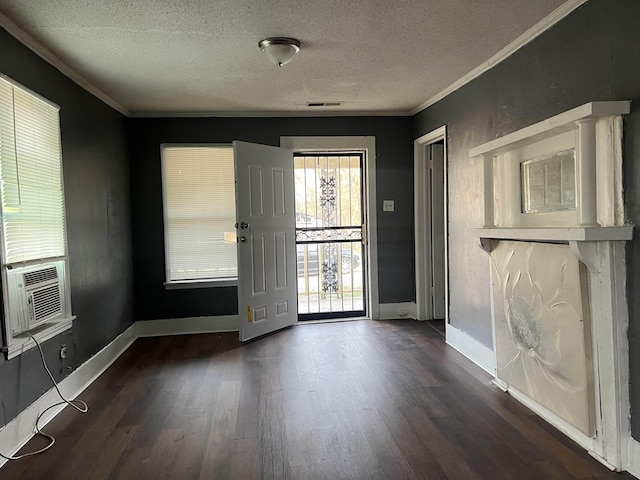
(240, 222, 250, 229)
(239, 236, 247, 242)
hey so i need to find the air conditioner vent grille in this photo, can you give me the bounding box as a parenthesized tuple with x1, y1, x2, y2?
(24, 267, 58, 287)
(32, 285, 62, 322)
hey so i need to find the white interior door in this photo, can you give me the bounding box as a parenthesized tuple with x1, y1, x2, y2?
(235, 141, 298, 341)
(429, 144, 446, 319)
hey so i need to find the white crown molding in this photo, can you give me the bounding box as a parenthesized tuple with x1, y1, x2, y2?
(410, 0, 589, 116)
(0, 11, 129, 116)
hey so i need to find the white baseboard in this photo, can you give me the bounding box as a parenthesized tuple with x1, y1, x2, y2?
(507, 386, 601, 463)
(135, 315, 239, 337)
(627, 437, 640, 478)
(0, 323, 137, 468)
(0, 315, 239, 468)
(378, 302, 417, 320)
(446, 324, 495, 375)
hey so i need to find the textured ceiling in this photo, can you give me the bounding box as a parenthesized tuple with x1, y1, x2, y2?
(0, 0, 571, 115)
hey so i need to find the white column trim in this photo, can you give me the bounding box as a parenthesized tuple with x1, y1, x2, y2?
(576, 118, 599, 227)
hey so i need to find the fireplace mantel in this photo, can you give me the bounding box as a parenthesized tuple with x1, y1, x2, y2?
(470, 101, 630, 231)
(468, 101, 633, 471)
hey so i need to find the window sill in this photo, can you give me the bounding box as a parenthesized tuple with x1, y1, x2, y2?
(4, 316, 75, 360)
(164, 278, 238, 290)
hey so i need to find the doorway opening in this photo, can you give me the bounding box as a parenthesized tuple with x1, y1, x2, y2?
(415, 126, 448, 330)
(294, 152, 366, 320)
(280, 136, 379, 320)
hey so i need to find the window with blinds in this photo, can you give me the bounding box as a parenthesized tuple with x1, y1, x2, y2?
(161, 145, 237, 282)
(0, 77, 67, 265)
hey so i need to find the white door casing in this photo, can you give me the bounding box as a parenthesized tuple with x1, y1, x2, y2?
(280, 136, 379, 319)
(235, 141, 298, 341)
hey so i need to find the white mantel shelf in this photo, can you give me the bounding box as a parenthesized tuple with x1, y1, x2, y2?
(469, 101, 630, 158)
(468, 226, 634, 242)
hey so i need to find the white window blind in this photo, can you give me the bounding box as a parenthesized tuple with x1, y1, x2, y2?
(162, 146, 237, 282)
(0, 77, 66, 265)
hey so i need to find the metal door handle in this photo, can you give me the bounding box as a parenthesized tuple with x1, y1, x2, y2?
(239, 236, 247, 242)
(240, 222, 250, 229)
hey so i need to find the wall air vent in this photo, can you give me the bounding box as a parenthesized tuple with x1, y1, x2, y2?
(306, 102, 343, 107)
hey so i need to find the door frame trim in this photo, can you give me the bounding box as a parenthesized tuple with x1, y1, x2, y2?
(414, 126, 448, 324)
(280, 136, 379, 319)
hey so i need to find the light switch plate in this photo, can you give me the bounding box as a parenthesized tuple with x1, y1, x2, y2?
(383, 200, 394, 212)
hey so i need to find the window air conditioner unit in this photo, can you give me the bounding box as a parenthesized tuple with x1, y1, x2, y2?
(6, 260, 67, 336)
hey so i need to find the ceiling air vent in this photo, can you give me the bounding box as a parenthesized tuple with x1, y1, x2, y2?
(306, 102, 343, 107)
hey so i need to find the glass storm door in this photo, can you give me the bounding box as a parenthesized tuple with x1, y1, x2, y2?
(294, 153, 366, 320)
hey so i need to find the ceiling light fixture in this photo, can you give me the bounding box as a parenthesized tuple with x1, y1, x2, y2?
(258, 37, 301, 67)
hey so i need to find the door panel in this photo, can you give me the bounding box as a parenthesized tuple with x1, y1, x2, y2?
(274, 232, 288, 289)
(251, 235, 266, 295)
(272, 169, 286, 216)
(235, 141, 297, 341)
(249, 166, 264, 216)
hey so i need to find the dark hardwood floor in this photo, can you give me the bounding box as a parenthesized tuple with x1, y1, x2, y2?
(1, 320, 632, 479)
(426, 319, 445, 337)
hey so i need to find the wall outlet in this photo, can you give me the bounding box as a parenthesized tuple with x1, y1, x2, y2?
(399, 309, 409, 317)
(60, 345, 68, 359)
(383, 200, 395, 212)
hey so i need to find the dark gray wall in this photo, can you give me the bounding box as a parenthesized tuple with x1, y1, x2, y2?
(0, 27, 134, 427)
(127, 116, 414, 320)
(412, 0, 640, 436)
